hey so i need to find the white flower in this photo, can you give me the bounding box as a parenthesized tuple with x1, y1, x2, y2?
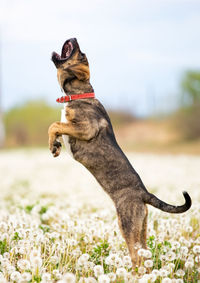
(1, 233, 8, 241)
(107, 273, 116, 282)
(195, 255, 200, 263)
(165, 263, 175, 272)
(180, 246, 188, 255)
(185, 226, 193, 233)
(94, 265, 104, 277)
(17, 259, 31, 270)
(139, 274, 150, 283)
(105, 256, 112, 265)
(50, 255, 59, 264)
(124, 272, 134, 283)
(3, 252, 10, 259)
(116, 267, 127, 277)
(1, 258, 9, 269)
(62, 273, 76, 283)
(7, 265, 16, 275)
(50, 232, 60, 239)
(171, 241, 180, 250)
(175, 269, 185, 277)
(147, 274, 157, 282)
(0, 277, 7, 283)
(30, 256, 43, 268)
(144, 250, 152, 258)
(78, 253, 90, 265)
(83, 261, 91, 272)
(41, 272, 51, 282)
(30, 248, 41, 259)
(159, 269, 169, 277)
(0, 222, 8, 231)
(41, 213, 50, 221)
(85, 277, 97, 283)
(165, 251, 176, 261)
(138, 249, 146, 257)
(20, 272, 32, 282)
(185, 260, 194, 269)
(193, 245, 200, 254)
(67, 239, 78, 247)
(10, 271, 22, 282)
(152, 269, 160, 277)
(115, 257, 123, 268)
(98, 274, 110, 283)
(123, 255, 132, 266)
(138, 266, 146, 275)
(52, 269, 62, 280)
(18, 247, 27, 255)
(144, 259, 153, 268)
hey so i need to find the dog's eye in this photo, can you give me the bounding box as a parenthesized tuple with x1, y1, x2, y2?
(79, 52, 85, 60)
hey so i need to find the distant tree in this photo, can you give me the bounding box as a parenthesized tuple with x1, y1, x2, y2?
(181, 71, 200, 105)
(174, 70, 200, 140)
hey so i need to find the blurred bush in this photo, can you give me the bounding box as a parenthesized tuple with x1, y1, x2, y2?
(4, 100, 60, 147)
(174, 105, 200, 140)
(173, 70, 200, 141)
(108, 110, 135, 128)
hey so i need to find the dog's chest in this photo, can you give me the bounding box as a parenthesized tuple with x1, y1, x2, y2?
(61, 103, 74, 158)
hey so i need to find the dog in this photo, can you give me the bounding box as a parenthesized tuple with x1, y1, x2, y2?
(48, 38, 192, 270)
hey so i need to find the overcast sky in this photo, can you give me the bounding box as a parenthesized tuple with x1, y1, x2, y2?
(1, 0, 200, 116)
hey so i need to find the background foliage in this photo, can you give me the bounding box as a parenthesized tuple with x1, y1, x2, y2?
(174, 70, 200, 140)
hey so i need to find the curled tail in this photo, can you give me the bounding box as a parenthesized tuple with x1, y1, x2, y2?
(144, 191, 192, 213)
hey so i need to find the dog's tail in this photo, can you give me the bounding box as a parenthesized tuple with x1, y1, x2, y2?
(144, 191, 191, 213)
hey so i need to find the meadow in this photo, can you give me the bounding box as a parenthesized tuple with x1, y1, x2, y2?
(0, 149, 200, 282)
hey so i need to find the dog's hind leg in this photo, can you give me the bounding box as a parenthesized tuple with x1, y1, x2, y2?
(140, 205, 148, 249)
(117, 201, 147, 271)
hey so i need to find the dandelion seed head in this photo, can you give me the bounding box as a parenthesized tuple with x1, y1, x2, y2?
(116, 267, 127, 277)
(144, 259, 153, 268)
(62, 273, 76, 283)
(138, 266, 146, 275)
(10, 271, 21, 282)
(94, 265, 104, 277)
(98, 274, 110, 283)
(185, 260, 194, 269)
(193, 245, 200, 254)
(162, 278, 172, 283)
(85, 277, 97, 283)
(107, 273, 116, 282)
(175, 269, 185, 277)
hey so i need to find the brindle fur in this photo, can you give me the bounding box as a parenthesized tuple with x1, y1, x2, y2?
(49, 38, 192, 270)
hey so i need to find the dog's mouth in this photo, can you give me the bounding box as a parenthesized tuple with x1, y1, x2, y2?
(52, 38, 78, 66)
(62, 40, 75, 59)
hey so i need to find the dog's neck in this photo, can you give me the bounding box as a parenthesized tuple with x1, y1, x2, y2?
(63, 79, 94, 95)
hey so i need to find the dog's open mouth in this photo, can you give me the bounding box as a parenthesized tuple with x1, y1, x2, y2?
(52, 38, 77, 65)
(61, 41, 73, 59)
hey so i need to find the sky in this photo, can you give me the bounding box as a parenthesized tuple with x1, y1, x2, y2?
(1, 0, 200, 116)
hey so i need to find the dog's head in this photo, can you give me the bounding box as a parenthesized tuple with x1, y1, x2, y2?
(51, 38, 90, 91)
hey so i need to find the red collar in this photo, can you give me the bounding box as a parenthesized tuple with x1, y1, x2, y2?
(56, 92, 95, 103)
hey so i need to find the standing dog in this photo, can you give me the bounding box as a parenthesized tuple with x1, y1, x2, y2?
(48, 38, 191, 270)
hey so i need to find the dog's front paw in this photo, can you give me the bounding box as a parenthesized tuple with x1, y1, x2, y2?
(50, 140, 62, 157)
(52, 140, 62, 157)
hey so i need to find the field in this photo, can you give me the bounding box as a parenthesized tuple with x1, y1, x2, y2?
(0, 149, 200, 282)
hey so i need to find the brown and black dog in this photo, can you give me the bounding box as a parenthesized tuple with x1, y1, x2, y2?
(48, 38, 192, 270)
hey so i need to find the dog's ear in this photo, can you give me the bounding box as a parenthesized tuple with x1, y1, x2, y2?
(66, 64, 90, 81)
